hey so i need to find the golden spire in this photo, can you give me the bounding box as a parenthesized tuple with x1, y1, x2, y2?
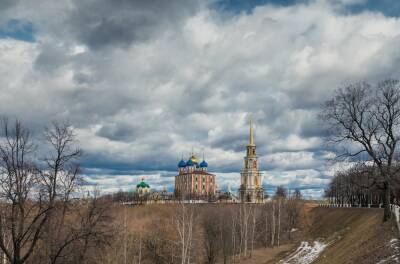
(249, 119, 255, 146)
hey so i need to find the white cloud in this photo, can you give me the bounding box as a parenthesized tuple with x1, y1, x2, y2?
(1, 1, 400, 197)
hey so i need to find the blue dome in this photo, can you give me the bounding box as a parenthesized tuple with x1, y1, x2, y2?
(186, 159, 194, 166)
(178, 159, 186, 168)
(200, 160, 208, 167)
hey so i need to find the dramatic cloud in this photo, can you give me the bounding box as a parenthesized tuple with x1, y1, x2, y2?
(1, 0, 400, 198)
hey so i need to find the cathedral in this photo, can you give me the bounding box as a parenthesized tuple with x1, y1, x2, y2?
(238, 120, 265, 203)
(174, 154, 216, 200)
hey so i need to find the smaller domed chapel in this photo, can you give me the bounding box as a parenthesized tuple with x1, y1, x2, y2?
(136, 177, 150, 196)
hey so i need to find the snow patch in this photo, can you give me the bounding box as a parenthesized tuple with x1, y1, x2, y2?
(377, 238, 400, 264)
(279, 241, 328, 264)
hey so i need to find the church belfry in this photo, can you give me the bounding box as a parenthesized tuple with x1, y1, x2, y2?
(239, 120, 264, 203)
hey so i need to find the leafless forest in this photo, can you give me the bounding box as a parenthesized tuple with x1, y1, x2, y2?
(321, 79, 400, 220)
(324, 164, 400, 206)
(0, 118, 303, 264)
(98, 196, 302, 264)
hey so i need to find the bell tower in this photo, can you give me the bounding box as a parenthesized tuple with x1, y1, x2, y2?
(239, 119, 264, 203)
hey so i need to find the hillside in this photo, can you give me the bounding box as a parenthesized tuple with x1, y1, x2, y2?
(309, 207, 398, 264)
(213, 204, 399, 264)
(267, 206, 400, 264)
(94, 203, 399, 263)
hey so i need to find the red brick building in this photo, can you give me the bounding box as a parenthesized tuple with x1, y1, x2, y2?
(174, 154, 216, 200)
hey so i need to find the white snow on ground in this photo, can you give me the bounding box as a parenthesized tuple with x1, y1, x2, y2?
(377, 239, 400, 264)
(279, 241, 328, 264)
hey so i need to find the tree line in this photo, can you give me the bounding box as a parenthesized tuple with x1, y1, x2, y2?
(324, 163, 400, 206)
(100, 189, 302, 264)
(321, 79, 400, 221)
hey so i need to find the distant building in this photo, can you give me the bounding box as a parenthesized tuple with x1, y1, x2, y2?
(174, 154, 216, 200)
(218, 183, 239, 203)
(136, 177, 150, 196)
(238, 120, 265, 203)
(149, 187, 173, 202)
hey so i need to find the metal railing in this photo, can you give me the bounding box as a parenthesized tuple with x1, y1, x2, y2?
(318, 203, 382, 208)
(318, 203, 400, 232)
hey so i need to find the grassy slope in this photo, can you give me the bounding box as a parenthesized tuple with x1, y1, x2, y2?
(254, 205, 398, 264)
(309, 207, 398, 264)
(241, 203, 316, 264)
(117, 204, 398, 263)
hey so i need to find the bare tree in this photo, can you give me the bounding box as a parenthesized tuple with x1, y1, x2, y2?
(271, 202, 275, 247)
(202, 209, 219, 264)
(275, 186, 288, 199)
(143, 219, 171, 264)
(0, 119, 111, 264)
(324, 164, 382, 206)
(218, 208, 232, 264)
(277, 200, 281, 247)
(239, 204, 250, 258)
(293, 189, 302, 200)
(263, 204, 268, 248)
(175, 203, 195, 264)
(286, 191, 302, 240)
(0, 118, 45, 264)
(322, 80, 400, 221)
(123, 206, 127, 264)
(231, 211, 237, 264)
(250, 206, 256, 257)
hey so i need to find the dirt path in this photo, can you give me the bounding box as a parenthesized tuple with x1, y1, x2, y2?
(226, 244, 295, 264)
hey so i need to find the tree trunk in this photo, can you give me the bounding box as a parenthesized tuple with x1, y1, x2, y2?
(243, 206, 248, 258)
(277, 200, 281, 247)
(264, 210, 268, 248)
(383, 181, 392, 221)
(232, 216, 236, 264)
(250, 208, 255, 257)
(271, 203, 275, 247)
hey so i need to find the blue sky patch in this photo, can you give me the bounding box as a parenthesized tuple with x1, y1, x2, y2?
(212, 0, 304, 14)
(213, 0, 400, 17)
(348, 0, 400, 17)
(0, 19, 36, 42)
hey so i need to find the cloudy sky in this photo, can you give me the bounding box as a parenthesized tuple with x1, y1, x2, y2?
(1, 0, 400, 198)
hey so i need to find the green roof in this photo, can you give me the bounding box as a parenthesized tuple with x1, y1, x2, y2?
(137, 181, 150, 188)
